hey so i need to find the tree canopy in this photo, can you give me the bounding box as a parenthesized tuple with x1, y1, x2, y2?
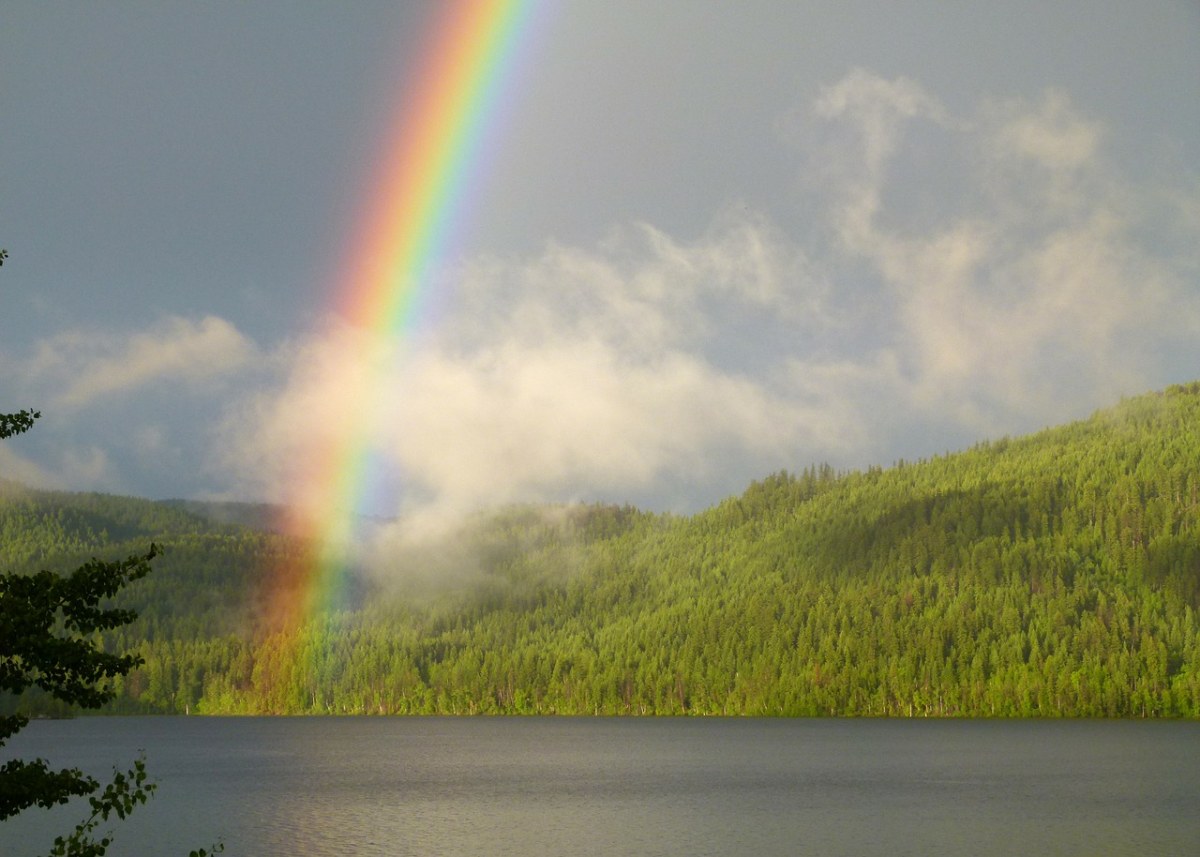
(5, 383, 1199, 719)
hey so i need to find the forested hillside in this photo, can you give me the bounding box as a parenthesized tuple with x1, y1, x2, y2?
(3, 383, 1199, 717)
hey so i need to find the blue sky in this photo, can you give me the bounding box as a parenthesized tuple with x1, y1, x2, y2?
(1, 1, 1198, 523)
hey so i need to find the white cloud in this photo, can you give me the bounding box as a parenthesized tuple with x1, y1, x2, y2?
(0, 445, 62, 489)
(448, 213, 821, 356)
(10, 68, 1189, 546)
(990, 90, 1100, 172)
(25, 315, 256, 410)
(216, 213, 848, 539)
(808, 70, 1200, 435)
(1, 314, 259, 495)
(813, 68, 948, 177)
(388, 341, 814, 524)
(808, 68, 951, 255)
(211, 71, 1199, 557)
(54, 444, 117, 488)
(0, 442, 115, 492)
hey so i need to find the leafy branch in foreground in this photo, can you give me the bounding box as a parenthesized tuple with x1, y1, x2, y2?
(0, 461, 223, 856)
(0, 506, 222, 852)
(0, 547, 156, 825)
(0, 408, 40, 441)
(44, 757, 156, 857)
(1, 247, 219, 853)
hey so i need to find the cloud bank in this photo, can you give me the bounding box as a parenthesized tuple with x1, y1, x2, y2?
(809, 74, 1198, 428)
(218, 216, 848, 534)
(4, 71, 1197, 539)
(216, 72, 1198, 541)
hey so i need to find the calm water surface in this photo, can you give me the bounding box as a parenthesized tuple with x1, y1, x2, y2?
(1, 717, 1197, 856)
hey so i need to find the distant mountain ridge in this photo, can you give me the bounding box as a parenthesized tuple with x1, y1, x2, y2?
(2, 381, 1199, 717)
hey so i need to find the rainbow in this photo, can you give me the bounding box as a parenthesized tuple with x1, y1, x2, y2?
(259, 0, 544, 657)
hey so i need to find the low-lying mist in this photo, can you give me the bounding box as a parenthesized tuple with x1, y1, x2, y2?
(336, 501, 651, 610)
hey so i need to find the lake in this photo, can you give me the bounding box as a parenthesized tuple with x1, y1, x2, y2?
(2, 717, 1197, 856)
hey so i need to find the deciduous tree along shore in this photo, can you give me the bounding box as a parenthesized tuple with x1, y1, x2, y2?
(4, 384, 1200, 719)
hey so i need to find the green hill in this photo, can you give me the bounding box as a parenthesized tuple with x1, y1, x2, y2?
(3, 383, 1199, 717)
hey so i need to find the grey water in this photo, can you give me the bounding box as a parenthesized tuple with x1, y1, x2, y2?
(1, 717, 1197, 857)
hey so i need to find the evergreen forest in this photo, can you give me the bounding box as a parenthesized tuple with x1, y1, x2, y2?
(3, 383, 1200, 718)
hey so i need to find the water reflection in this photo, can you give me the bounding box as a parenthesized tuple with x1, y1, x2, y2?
(2, 717, 1197, 857)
